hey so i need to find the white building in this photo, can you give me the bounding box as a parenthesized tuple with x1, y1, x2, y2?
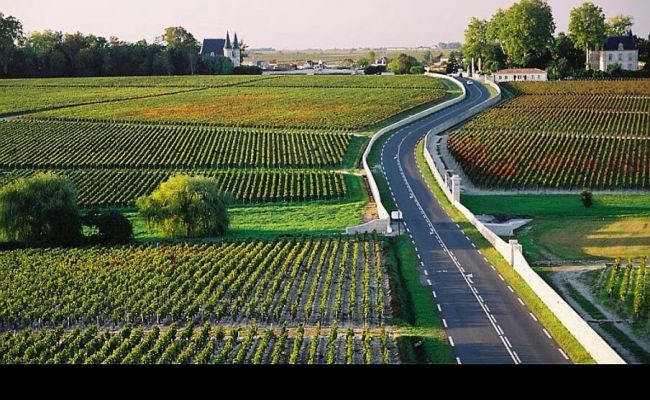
(588, 31, 638, 72)
(199, 32, 241, 67)
(492, 68, 548, 83)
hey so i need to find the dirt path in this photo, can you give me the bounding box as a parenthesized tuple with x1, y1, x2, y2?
(547, 267, 650, 363)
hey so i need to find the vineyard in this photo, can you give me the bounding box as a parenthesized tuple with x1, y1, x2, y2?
(0, 86, 192, 116)
(448, 80, 650, 190)
(0, 75, 271, 88)
(593, 257, 649, 331)
(34, 86, 447, 129)
(0, 120, 352, 169)
(240, 74, 449, 89)
(0, 238, 390, 329)
(0, 168, 350, 207)
(0, 324, 398, 364)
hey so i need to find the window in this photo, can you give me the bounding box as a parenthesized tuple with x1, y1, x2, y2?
(618, 53, 623, 62)
(628, 63, 633, 70)
(608, 53, 613, 61)
(628, 53, 633, 61)
(618, 43, 624, 51)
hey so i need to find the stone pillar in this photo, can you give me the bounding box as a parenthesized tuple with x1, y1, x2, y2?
(451, 175, 461, 203)
(509, 239, 523, 267)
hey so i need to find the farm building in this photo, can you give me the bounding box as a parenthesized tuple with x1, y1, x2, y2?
(200, 32, 242, 67)
(587, 31, 638, 72)
(493, 68, 547, 82)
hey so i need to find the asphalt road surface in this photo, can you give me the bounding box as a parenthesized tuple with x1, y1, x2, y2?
(380, 78, 570, 364)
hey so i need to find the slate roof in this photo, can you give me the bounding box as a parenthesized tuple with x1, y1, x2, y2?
(603, 33, 636, 51)
(201, 39, 226, 56)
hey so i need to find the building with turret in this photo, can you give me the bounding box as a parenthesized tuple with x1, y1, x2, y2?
(200, 32, 242, 67)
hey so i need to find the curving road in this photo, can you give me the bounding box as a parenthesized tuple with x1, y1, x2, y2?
(380, 78, 569, 364)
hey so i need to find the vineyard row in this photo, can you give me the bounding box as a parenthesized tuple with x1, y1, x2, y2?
(0, 168, 350, 207)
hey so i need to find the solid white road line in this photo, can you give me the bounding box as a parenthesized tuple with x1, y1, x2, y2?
(513, 352, 522, 364)
(503, 336, 512, 348)
(496, 325, 504, 335)
(558, 348, 569, 360)
(448, 336, 455, 347)
(543, 329, 552, 339)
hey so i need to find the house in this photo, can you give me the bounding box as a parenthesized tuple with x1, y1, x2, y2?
(200, 32, 242, 67)
(372, 57, 389, 67)
(588, 31, 638, 72)
(493, 68, 547, 82)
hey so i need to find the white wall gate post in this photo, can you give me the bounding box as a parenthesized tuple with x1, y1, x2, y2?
(451, 175, 461, 203)
(509, 239, 523, 267)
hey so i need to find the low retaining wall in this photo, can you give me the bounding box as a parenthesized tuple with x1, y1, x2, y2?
(422, 84, 625, 364)
(346, 73, 466, 234)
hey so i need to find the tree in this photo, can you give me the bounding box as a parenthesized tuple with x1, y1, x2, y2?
(238, 39, 249, 63)
(580, 189, 593, 208)
(161, 26, 200, 75)
(366, 51, 376, 63)
(0, 172, 81, 245)
(606, 15, 633, 36)
(462, 18, 489, 66)
(499, 0, 555, 66)
(0, 12, 24, 76)
(569, 2, 606, 70)
(387, 53, 419, 74)
(84, 210, 133, 244)
(357, 57, 370, 68)
(446, 51, 460, 73)
(136, 174, 232, 238)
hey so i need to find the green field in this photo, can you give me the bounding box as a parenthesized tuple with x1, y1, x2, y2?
(462, 194, 650, 261)
(34, 86, 447, 130)
(0, 86, 191, 116)
(0, 75, 270, 88)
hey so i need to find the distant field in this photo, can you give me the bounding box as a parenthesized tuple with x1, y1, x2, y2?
(34, 86, 447, 129)
(241, 75, 448, 89)
(448, 79, 650, 190)
(0, 75, 270, 88)
(0, 86, 189, 116)
(463, 194, 650, 261)
(246, 49, 439, 64)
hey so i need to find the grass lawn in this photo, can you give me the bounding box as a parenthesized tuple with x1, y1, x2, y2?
(415, 140, 594, 363)
(128, 174, 368, 241)
(462, 194, 650, 261)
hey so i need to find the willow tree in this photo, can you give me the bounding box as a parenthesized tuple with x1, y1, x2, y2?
(137, 174, 232, 238)
(0, 172, 81, 245)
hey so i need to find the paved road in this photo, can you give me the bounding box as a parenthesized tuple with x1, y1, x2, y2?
(380, 78, 570, 364)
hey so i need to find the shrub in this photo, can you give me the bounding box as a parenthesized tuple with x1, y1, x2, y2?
(580, 188, 593, 208)
(84, 210, 133, 244)
(364, 65, 386, 75)
(233, 65, 263, 75)
(0, 172, 81, 246)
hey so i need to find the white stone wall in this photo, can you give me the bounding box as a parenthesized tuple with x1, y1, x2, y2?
(601, 50, 638, 71)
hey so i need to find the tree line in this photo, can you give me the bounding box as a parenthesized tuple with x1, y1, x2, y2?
(0, 12, 246, 78)
(461, 0, 650, 78)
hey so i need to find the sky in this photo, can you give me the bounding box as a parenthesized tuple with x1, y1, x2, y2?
(0, 0, 648, 49)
